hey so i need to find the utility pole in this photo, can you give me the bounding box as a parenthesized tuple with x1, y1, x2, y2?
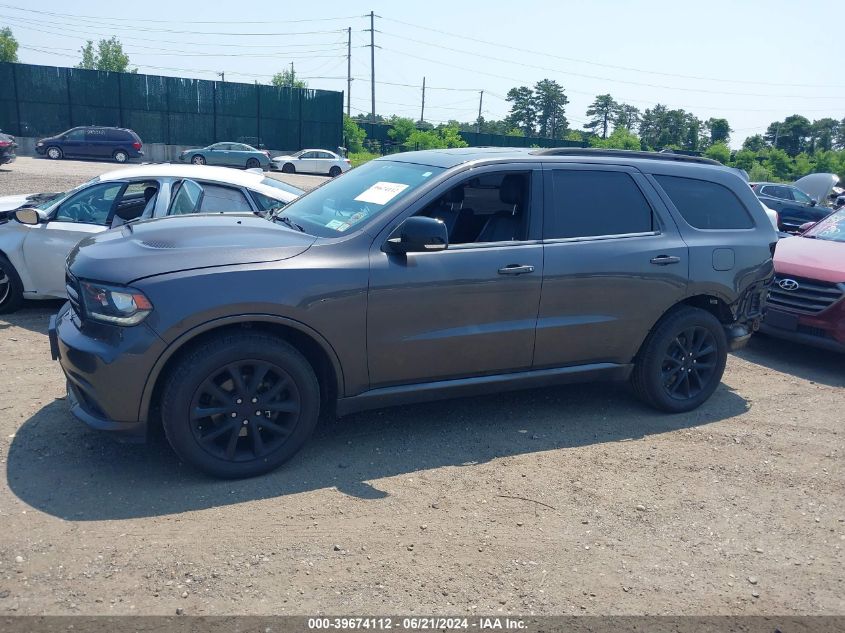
(290, 61, 295, 84)
(773, 121, 781, 148)
(420, 77, 426, 124)
(476, 90, 484, 134)
(217, 71, 225, 82)
(368, 10, 376, 125)
(346, 26, 352, 117)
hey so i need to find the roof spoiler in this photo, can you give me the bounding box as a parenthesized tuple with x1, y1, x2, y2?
(532, 148, 722, 166)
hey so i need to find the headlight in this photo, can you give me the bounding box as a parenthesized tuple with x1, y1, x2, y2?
(36, 141, 44, 146)
(80, 281, 153, 326)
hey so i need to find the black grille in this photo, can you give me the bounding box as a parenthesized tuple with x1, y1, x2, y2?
(65, 269, 83, 318)
(767, 275, 844, 315)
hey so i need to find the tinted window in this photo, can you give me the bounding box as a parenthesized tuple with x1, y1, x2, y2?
(54, 182, 123, 225)
(656, 175, 753, 229)
(169, 180, 204, 215)
(64, 129, 85, 141)
(547, 170, 653, 239)
(791, 187, 812, 204)
(199, 184, 252, 213)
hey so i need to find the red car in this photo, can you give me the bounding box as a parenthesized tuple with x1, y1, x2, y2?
(761, 209, 845, 352)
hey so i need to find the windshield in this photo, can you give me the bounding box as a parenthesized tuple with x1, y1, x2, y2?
(26, 177, 101, 211)
(261, 177, 303, 197)
(275, 160, 444, 237)
(805, 209, 845, 243)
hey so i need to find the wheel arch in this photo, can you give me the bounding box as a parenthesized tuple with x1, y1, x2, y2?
(139, 315, 345, 426)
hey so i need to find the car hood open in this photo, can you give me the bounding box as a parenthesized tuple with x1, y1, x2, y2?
(774, 235, 845, 283)
(67, 214, 316, 285)
(794, 173, 840, 205)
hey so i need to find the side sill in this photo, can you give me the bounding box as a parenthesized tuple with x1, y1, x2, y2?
(336, 362, 633, 417)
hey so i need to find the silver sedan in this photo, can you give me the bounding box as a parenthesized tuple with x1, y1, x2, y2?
(271, 149, 351, 177)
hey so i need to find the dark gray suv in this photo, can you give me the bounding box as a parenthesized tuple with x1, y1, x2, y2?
(50, 148, 776, 478)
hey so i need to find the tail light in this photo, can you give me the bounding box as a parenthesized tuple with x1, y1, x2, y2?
(262, 150, 271, 158)
(0, 141, 11, 148)
(344, 158, 351, 164)
(132, 141, 142, 150)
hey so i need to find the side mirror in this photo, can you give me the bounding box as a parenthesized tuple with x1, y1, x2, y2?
(798, 221, 816, 233)
(14, 208, 41, 225)
(384, 216, 448, 254)
(809, 198, 817, 207)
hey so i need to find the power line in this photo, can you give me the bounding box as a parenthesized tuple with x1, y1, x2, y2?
(379, 14, 845, 90)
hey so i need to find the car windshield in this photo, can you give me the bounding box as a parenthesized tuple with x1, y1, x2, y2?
(805, 209, 845, 243)
(261, 177, 303, 197)
(25, 177, 101, 211)
(273, 160, 444, 237)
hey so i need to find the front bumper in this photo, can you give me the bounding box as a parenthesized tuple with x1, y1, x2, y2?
(51, 303, 166, 441)
(760, 308, 845, 353)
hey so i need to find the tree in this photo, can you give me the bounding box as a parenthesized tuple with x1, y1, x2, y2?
(271, 67, 306, 89)
(343, 115, 366, 153)
(589, 127, 640, 150)
(810, 118, 840, 153)
(585, 94, 618, 139)
(764, 148, 793, 180)
(532, 79, 568, 139)
(0, 26, 18, 63)
(742, 134, 767, 152)
(704, 142, 730, 164)
(836, 117, 845, 150)
(77, 37, 135, 72)
(387, 117, 417, 145)
(613, 103, 640, 133)
(731, 149, 757, 172)
(764, 115, 812, 156)
(505, 86, 537, 136)
(791, 152, 813, 179)
(705, 118, 731, 146)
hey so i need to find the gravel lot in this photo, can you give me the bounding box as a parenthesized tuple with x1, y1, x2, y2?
(0, 159, 843, 617)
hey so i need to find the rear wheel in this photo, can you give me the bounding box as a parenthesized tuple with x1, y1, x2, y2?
(46, 146, 63, 160)
(113, 150, 128, 163)
(631, 306, 727, 413)
(191, 155, 206, 165)
(329, 166, 342, 177)
(0, 256, 24, 314)
(160, 332, 320, 478)
(281, 162, 295, 174)
(246, 158, 260, 169)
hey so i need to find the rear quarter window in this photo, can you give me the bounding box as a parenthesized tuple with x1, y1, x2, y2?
(655, 175, 753, 230)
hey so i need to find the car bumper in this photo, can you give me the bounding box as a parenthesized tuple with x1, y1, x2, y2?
(51, 303, 166, 441)
(759, 308, 845, 353)
(0, 153, 14, 165)
(35, 146, 46, 155)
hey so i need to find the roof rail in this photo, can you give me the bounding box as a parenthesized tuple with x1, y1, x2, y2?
(532, 147, 722, 166)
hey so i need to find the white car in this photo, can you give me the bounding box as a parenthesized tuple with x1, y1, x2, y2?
(0, 164, 302, 313)
(271, 149, 351, 176)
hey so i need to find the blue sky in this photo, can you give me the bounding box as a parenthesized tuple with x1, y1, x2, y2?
(4, 0, 843, 148)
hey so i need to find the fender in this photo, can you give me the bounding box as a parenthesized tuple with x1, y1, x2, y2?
(137, 313, 346, 423)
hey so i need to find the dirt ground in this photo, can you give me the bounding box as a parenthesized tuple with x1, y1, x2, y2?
(0, 159, 843, 617)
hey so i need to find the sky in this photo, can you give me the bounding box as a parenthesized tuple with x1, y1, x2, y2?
(4, 0, 844, 149)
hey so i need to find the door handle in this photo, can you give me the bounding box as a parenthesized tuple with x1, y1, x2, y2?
(650, 255, 681, 266)
(498, 264, 535, 275)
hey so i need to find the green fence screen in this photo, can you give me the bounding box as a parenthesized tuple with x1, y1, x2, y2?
(0, 62, 344, 151)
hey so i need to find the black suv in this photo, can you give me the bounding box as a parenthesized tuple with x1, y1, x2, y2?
(35, 126, 144, 163)
(51, 148, 776, 478)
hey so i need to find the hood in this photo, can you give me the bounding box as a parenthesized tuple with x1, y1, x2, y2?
(0, 194, 34, 213)
(67, 214, 316, 285)
(774, 235, 845, 283)
(793, 173, 840, 204)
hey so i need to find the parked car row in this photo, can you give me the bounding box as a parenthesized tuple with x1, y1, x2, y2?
(750, 173, 841, 233)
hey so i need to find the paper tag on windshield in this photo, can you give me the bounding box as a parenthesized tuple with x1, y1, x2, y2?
(354, 182, 409, 205)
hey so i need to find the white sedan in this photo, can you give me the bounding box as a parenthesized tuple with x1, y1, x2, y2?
(0, 164, 302, 313)
(271, 149, 351, 177)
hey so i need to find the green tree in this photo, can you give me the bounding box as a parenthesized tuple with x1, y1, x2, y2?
(791, 153, 813, 179)
(0, 26, 18, 63)
(748, 164, 773, 182)
(810, 118, 840, 152)
(764, 115, 812, 156)
(812, 150, 839, 174)
(585, 94, 618, 139)
(343, 115, 366, 153)
(705, 118, 731, 146)
(742, 134, 767, 152)
(764, 148, 793, 180)
(613, 103, 640, 133)
(704, 142, 730, 164)
(532, 79, 568, 139)
(435, 123, 468, 148)
(271, 67, 307, 89)
(77, 37, 135, 72)
(387, 117, 417, 145)
(505, 86, 537, 136)
(731, 149, 757, 172)
(836, 117, 845, 150)
(589, 127, 640, 150)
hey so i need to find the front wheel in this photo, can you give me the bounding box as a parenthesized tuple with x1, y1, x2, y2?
(46, 146, 63, 160)
(191, 155, 206, 165)
(281, 163, 295, 174)
(631, 306, 727, 413)
(113, 150, 128, 163)
(160, 332, 320, 478)
(246, 158, 260, 169)
(0, 256, 24, 314)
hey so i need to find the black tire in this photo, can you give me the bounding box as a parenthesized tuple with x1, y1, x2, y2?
(191, 155, 206, 165)
(329, 166, 342, 177)
(281, 162, 295, 174)
(160, 332, 320, 478)
(246, 158, 260, 169)
(0, 255, 24, 315)
(113, 150, 128, 163)
(46, 146, 63, 160)
(631, 306, 727, 413)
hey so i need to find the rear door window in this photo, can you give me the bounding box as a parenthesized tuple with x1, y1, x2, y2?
(655, 175, 753, 229)
(198, 184, 253, 213)
(546, 169, 654, 239)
